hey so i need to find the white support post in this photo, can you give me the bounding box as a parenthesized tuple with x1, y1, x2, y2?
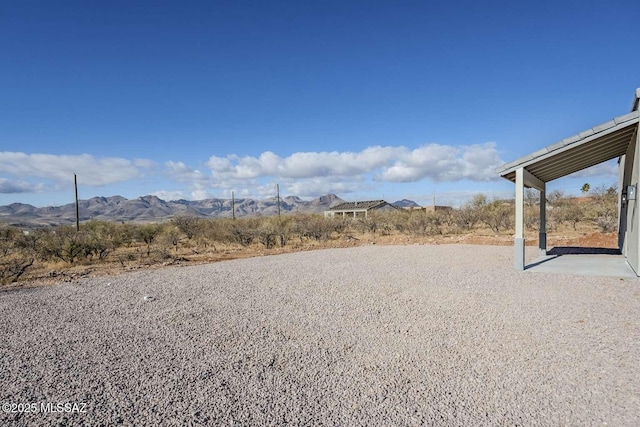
(515, 168, 525, 270)
(539, 184, 546, 257)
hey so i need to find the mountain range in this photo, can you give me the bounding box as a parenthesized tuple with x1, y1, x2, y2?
(0, 194, 420, 227)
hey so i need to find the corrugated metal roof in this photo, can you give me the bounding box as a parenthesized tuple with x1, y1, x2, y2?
(497, 110, 639, 184)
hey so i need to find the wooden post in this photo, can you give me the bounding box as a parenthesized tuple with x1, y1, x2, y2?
(232, 191, 235, 220)
(74, 173, 80, 232)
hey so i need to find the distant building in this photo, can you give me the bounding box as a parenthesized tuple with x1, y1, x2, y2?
(324, 200, 398, 219)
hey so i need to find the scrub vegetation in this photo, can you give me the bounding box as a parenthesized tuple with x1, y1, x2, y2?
(0, 185, 619, 286)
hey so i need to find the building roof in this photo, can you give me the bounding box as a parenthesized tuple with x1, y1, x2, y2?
(497, 88, 640, 185)
(328, 200, 391, 211)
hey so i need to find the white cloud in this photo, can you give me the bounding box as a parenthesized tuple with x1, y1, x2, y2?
(381, 143, 503, 182)
(164, 161, 222, 200)
(0, 143, 507, 202)
(191, 189, 211, 200)
(0, 178, 42, 194)
(165, 161, 209, 183)
(150, 190, 186, 201)
(284, 177, 368, 198)
(0, 152, 152, 186)
(206, 146, 406, 180)
(148, 188, 214, 202)
(205, 144, 503, 184)
(158, 143, 506, 201)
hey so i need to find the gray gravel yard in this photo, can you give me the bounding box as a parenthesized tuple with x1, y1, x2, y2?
(1, 244, 639, 426)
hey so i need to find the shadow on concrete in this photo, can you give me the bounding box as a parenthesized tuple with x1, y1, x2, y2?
(525, 255, 558, 270)
(547, 246, 621, 256)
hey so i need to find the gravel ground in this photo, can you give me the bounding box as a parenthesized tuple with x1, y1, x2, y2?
(1, 244, 639, 426)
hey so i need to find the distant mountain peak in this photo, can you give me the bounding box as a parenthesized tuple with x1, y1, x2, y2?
(316, 193, 343, 206)
(393, 199, 420, 208)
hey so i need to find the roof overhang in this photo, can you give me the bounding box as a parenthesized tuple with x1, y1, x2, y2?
(497, 110, 639, 186)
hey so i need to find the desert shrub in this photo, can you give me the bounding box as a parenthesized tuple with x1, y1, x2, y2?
(388, 211, 409, 234)
(453, 206, 478, 230)
(590, 184, 618, 226)
(471, 193, 488, 208)
(354, 216, 377, 234)
(548, 206, 564, 227)
(32, 227, 69, 263)
(586, 184, 618, 233)
(454, 195, 486, 230)
(0, 256, 34, 284)
(524, 188, 539, 206)
(547, 189, 566, 206)
(406, 211, 443, 236)
(596, 214, 617, 233)
(437, 209, 455, 228)
(24, 229, 56, 262)
(80, 220, 124, 260)
(256, 219, 278, 249)
(524, 205, 540, 231)
(591, 184, 618, 205)
(172, 215, 203, 240)
(331, 216, 351, 234)
(274, 216, 295, 246)
(198, 219, 232, 249)
(0, 226, 34, 284)
(81, 233, 110, 260)
(116, 223, 138, 247)
(136, 223, 162, 256)
(0, 226, 19, 257)
(296, 214, 338, 241)
(159, 225, 182, 254)
(54, 228, 87, 263)
(14, 228, 44, 256)
(230, 218, 260, 246)
(370, 211, 401, 236)
(548, 194, 568, 226)
(482, 200, 514, 233)
(562, 201, 584, 231)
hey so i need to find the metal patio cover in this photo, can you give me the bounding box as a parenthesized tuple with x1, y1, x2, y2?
(497, 110, 639, 185)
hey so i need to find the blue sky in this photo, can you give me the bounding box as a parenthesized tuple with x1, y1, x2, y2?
(1, 0, 639, 207)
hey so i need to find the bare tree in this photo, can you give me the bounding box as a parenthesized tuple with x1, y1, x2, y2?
(525, 188, 539, 206)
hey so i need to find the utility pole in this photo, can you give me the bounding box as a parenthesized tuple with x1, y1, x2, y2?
(74, 174, 80, 232)
(276, 184, 281, 218)
(433, 191, 436, 207)
(232, 191, 235, 220)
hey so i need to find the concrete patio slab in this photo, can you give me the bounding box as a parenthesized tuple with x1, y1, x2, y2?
(526, 252, 638, 278)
